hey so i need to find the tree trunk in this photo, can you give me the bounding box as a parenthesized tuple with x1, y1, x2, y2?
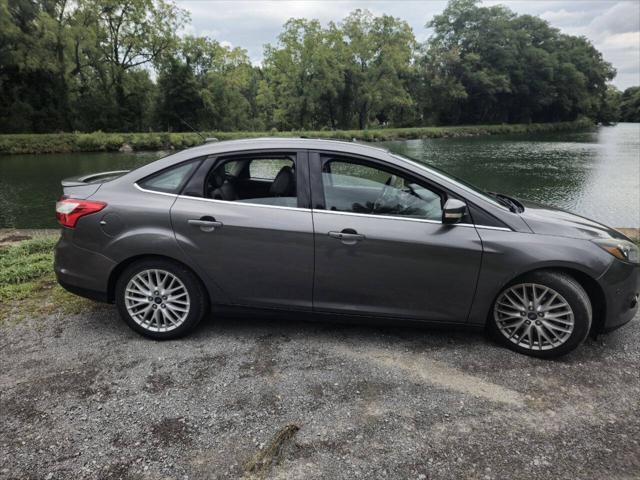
(359, 102, 368, 130)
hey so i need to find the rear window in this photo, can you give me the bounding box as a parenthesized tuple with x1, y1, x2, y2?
(138, 160, 200, 194)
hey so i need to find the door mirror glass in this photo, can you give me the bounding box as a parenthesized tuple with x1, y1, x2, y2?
(442, 198, 467, 224)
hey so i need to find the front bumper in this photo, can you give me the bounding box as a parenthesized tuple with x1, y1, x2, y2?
(598, 258, 639, 332)
(54, 231, 116, 303)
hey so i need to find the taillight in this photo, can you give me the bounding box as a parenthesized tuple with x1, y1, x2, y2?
(56, 198, 106, 228)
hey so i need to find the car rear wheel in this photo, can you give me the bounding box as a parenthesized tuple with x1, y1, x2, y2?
(489, 271, 592, 358)
(115, 258, 207, 339)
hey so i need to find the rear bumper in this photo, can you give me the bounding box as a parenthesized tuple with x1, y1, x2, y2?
(598, 259, 639, 333)
(54, 231, 116, 303)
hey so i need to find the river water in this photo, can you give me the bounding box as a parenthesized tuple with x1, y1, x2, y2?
(1, 123, 638, 228)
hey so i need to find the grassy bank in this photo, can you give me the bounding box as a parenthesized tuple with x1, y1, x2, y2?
(0, 118, 594, 155)
(0, 235, 99, 322)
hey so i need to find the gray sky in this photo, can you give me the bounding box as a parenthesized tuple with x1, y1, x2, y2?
(178, 0, 640, 89)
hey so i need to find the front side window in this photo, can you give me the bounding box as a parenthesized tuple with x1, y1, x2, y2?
(322, 158, 443, 221)
(138, 160, 199, 194)
(205, 156, 297, 208)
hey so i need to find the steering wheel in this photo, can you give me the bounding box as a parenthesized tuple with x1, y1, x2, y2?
(373, 175, 396, 213)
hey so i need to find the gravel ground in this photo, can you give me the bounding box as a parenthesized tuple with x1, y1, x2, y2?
(1, 306, 639, 480)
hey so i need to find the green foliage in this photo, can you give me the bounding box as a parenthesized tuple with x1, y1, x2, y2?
(0, 118, 594, 154)
(597, 86, 622, 125)
(422, 0, 616, 124)
(0, 0, 630, 133)
(0, 236, 57, 301)
(619, 87, 640, 122)
(0, 236, 100, 322)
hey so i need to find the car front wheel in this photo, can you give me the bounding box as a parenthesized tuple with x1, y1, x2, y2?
(115, 258, 207, 339)
(489, 271, 592, 358)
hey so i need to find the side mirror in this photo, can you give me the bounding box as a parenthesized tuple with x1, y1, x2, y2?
(442, 198, 467, 224)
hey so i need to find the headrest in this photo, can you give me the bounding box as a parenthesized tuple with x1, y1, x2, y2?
(270, 166, 295, 196)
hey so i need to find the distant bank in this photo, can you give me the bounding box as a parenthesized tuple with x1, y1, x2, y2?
(0, 119, 594, 155)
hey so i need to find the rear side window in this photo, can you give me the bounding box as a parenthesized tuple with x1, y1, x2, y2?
(138, 160, 199, 194)
(249, 158, 294, 180)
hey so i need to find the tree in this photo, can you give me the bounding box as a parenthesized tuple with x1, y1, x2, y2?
(82, 0, 188, 130)
(597, 85, 621, 125)
(421, 0, 615, 124)
(342, 10, 416, 129)
(155, 36, 260, 131)
(260, 19, 347, 130)
(0, 0, 625, 133)
(619, 86, 640, 122)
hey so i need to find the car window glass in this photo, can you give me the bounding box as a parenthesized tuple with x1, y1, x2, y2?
(249, 158, 294, 180)
(139, 161, 198, 194)
(205, 156, 297, 208)
(224, 160, 241, 176)
(322, 159, 443, 220)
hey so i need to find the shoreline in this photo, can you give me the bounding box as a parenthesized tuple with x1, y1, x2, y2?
(0, 119, 594, 155)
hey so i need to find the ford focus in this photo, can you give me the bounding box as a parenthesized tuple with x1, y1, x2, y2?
(54, 138, 639, 357)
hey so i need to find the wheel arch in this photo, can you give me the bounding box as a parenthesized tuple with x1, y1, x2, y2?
(490, 266, 606, 335)
(107, 254, 211, 309)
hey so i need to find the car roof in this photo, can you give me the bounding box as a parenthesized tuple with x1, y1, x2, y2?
(176, 137, 392, 158)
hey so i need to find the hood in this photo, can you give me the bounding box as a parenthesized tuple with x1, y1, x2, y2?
(518, 199, 628, 241)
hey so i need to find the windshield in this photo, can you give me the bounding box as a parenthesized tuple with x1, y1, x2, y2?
(389, 153, 508, 210)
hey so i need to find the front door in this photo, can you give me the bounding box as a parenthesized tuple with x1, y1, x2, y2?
(171, 151, 314, 310)
(311, 153, 483, 323)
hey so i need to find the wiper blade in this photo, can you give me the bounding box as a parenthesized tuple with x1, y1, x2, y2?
(489, 192, 523, 213)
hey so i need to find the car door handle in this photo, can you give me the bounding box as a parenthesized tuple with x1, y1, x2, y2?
(188, 217, 223, 232)
(328, 229, 365, 245)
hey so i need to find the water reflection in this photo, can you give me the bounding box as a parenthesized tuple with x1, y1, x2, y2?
(383, 124, 639, 227)
(0, 151, 166, 229)
(0, 124, 638, 228)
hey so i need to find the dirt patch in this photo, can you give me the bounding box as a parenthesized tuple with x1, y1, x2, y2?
(185, 353, 229, 382)
(143, 372, 174, 393)
(0, 234, 32, 244)
(97, 461, 140, 480)
(335, 345, 524, 406)
(239, 334, 280, 377)
(244, 424, 300, 479)
(151, 417, 196, 446)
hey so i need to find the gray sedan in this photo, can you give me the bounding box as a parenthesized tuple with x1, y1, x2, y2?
(54, 138, 639, 357)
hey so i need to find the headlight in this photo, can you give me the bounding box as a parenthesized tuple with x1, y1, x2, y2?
(592, 238, 639, 264)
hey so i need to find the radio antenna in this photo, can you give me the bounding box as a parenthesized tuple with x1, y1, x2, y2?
(173, 114, 206, 142)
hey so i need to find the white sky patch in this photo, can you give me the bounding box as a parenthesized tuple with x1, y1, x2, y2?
(177, 0, 640, 89)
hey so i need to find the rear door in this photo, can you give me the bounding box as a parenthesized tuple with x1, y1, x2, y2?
(170, 150, 314, 310)
(310, 152, 483, 323)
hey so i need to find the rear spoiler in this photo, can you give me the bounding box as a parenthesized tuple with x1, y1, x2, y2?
(61, 170, 130, 187)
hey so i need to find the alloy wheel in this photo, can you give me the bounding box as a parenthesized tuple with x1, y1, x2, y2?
(124, 269, 191, 332)
(494, 283, 575, 351)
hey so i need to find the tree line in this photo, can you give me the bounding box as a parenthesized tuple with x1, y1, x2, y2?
(1, 0, 637, 134)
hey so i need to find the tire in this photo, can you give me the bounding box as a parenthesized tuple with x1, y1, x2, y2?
(488, 271, 592, 358)
(115, 258, 207, 340)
